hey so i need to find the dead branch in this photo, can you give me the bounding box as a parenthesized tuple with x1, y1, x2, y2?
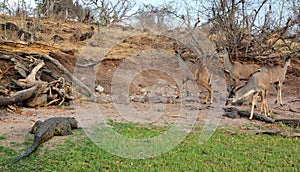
(45, 77, 73, 107)
(18, 60, 45, 88)
(40, 53, 94, 97)
(25, 60, 45, 83)
(0, 84, 45, 107)
(0, 65, 14, 80)
(0, 85, 9, 96)
(0, 51, 88, 108)
(18, 52, 94, 97)
(224, 107, 300, 128)
(223, 107, 276, 123)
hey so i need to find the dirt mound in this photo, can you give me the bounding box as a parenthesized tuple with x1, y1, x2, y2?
(80, 27, 216, 96)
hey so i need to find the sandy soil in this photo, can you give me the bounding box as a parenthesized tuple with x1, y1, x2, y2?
(1, 74, 299, 147)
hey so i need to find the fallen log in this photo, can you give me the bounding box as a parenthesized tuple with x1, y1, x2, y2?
(223, 107, 300, 128)
(223, 107, 276, 123)
(0, 83, 45, 106)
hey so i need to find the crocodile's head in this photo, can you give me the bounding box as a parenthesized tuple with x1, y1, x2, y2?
(30, 120, 43, 134)
(68, 117, 78, 129)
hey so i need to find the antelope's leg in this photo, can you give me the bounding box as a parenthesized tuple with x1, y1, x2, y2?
(279, 85, 283, 106)
(200, 83, 213, 104)
(210, 89, 213, 104)
(274, 83, 283, 106)
(250, 92, 259, 119)
(261, 90, 268, 116)
(259, 92, 264, 114)
(264, 90, 269, 116)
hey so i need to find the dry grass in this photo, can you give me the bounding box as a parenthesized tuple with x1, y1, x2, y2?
(0, 14, 96, 53)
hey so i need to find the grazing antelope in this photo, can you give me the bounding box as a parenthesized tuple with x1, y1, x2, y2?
(260, 57, 291, 106)
(221, 51, 260, 90)
(226, 70, 271, 119)
(176, 52, 213, 104)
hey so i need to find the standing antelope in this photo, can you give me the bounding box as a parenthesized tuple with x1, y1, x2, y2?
(260, 57, 291, 106)
(221, 52, 260, 90)
(176, 52, 213, 104)
(226, 70, 271, 119)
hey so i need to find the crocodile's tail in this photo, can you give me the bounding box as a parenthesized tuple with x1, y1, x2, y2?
(13, 138, 41, 163)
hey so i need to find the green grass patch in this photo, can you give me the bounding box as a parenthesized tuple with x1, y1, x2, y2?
(0, 135, 7, 140)
(108, 119, 170, 139)
(0, 122, 299, 171)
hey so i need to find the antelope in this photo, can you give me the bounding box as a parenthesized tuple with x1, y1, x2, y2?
(260, 57, 291, 106)
(221, 51, 260, 90)
(226, 70, 271, 119)
(176, 51, 213, 104)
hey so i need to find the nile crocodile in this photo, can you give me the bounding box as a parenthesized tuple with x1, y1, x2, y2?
(14, 117, 78, 163)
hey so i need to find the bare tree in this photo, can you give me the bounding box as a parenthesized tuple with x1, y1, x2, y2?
(72, 1, 94, 23)
(193, 0, 299, 58)
(0, 0, 15, 15)
(134, 4, 176, 30)
(83, 0, 136, 26)
(134, 11, 156, 28)
(145, 0, 299, 58)
(33, 0, 81, 20)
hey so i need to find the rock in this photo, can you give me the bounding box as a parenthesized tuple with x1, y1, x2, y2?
(95, 85, 105, 93)
(0, 22, 19, 31)
(122, 26, 134, 31)
(17, 29, 35, 41)
(62, 29, 73, 33)
(145, 95, 168, 104)
(61, 49, 78, 56)
(139, 87, 148, 94)
(51, 34, 64, 43)
(90, 94, 112, 103)
(131, 95, 146, 103)
(40, 27, 52, 33)
(184, 95, 201, 103)
(143, 28, 150, 32)
(138, 83, 147, 88)
(113, 94, 130, 104)
(79, 31, 94, 41)
(25, 94, 48, 107)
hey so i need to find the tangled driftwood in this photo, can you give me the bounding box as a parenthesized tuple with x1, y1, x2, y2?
(0, 51, 93, 108)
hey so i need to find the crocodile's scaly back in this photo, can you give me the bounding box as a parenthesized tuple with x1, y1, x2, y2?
(14, 117, 78, 163)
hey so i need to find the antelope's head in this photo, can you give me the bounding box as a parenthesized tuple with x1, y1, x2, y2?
(225, 84, 237, 105)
